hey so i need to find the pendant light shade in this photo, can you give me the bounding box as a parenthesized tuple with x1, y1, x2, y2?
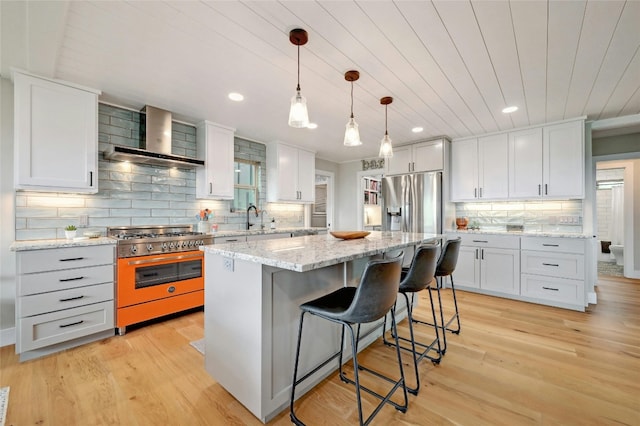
(379, 97, 394, 158)
(343, 70, 362, 147)
(288, 28, 310, 128)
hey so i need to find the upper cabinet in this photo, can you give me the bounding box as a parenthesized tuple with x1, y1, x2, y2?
(267, 142, 315, 203)
(196, 121, 235, 200)
(13, 70, 101, 193)
(509, 120, 584, 199)
(452, 118, 585, 202)
(386, 139, 444, 175)
(508, 127, 543, 198)
(451, 134, 509, 201)
(543, 121, 585, 199)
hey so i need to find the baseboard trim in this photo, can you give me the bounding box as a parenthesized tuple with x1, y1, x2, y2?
(0, 327, 15, 347)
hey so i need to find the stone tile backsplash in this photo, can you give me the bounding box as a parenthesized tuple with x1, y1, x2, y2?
(14, 103, 303, 240)
(454, 200, 584, 233)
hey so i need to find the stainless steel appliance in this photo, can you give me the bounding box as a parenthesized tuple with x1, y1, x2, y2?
(381, 171, 442, 234)
(108, 225, 213, 335)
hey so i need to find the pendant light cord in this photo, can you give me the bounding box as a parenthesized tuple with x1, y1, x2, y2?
(350, 81, 354, 118)
(385, 105, 389, 135)
(296, 45, 301, 91)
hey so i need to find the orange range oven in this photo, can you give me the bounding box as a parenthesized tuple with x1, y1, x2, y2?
(108, 226, 212, 335)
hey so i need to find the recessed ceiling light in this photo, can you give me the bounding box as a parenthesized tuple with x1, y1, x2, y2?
(412, 127, 424, 133)
(228, 92, 244, 101)
(307, 123, 318, 129)
(502, 106, 518, 114)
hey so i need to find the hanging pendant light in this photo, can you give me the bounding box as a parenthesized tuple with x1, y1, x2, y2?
(343, 70, 362, 146)
(379, 96, 394, 158)
(288, 28, 309, 128)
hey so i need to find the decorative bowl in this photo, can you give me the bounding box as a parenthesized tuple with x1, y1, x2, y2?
(83, 230, 101, 238)
(330, 231, 370, 240)
(455, 217, 469, 230)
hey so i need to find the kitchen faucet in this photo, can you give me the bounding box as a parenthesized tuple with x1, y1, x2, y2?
(246, 204, 259, 230)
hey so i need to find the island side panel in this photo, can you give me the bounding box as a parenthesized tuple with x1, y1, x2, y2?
(204, 254, 265, 418)
(263, 263, 347, 420)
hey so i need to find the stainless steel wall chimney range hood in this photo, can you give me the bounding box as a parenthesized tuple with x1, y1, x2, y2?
(104, 105, 204, 168)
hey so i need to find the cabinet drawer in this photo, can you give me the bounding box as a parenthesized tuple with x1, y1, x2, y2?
(521, 251, 584, 279)
(521, 274, 582, 305)
(18, 264, 114, 296)
(18, 245, 114, 274)
(521, 237, 585, 254)
(19, 282, 113, 317)
(19, 301, 114, 352)
(455, 233, 520, 250)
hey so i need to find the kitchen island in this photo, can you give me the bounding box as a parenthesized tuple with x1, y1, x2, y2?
(200, 231, 438, 423)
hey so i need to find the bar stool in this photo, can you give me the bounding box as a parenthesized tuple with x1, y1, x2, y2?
(290, 254, 408, 426)
(417, 237, 462, 355)
(382, 243, 441, 395)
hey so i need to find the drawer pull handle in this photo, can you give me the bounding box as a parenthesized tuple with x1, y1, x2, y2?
(59, 295, 85, 302)
(59, 320, 84, 328)
(59, 276, 84, 282)
(542, 287, 559, 292)
(542, 244, 559, 247)
(472, 240, 488, 243)
(542, 263, 559, 267)
(59, 257, 84, 262)
(226, 239, 239, 242)
(168, 286, 176, 293)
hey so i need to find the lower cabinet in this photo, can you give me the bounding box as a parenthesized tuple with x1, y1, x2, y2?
(520, 237, 586, 309)
(449, 232, 588, 311)
(454, 234, 520, 295)
(15, 244, 115, 361)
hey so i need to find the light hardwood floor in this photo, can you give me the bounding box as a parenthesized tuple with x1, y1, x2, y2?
(1, 275, 639, 425)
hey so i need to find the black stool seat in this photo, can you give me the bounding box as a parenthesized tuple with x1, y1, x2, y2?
(383, 243, 441, 395)
(290, 254, 408, 426)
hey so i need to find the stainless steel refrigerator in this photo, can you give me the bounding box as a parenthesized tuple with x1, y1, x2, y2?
(381, 171, 442, 234)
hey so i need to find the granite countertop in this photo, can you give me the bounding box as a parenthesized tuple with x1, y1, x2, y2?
(10, 237, 117, 251)
(201, 231, 440, 272)
(445, 229, 595, 239)
(210, 227, 326, 238)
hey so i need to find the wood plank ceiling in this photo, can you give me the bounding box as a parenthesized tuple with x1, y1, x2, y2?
(2, 0, 639, 162)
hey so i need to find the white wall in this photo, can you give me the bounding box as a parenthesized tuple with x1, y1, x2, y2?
(335, 160, 365, 230)
(0, 77, 16, 344)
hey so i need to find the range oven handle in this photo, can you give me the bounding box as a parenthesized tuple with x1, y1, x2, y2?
(127, 252, 203, 266)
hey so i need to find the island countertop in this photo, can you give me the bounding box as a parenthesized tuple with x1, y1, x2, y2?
(201, 231, 439, 272)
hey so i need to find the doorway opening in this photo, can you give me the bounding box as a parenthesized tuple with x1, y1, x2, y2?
(313, 171, 334, 230)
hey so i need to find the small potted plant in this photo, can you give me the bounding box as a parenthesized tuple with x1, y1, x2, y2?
(64, 225, 77, 239)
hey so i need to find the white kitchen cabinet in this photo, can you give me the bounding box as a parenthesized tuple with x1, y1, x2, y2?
(509, 120, 584, 199)
(196, 121, 235, 200)
(508, 127, 543, 198)
(13, 70, 101, 193)
(543, 120, 584, 198)
(386, 139, 444, 175)
(451, 234, 520, 295)
(520, 236, 586, 310)
(450, 134, 508, 201)
(267, 142, 315, 203)
(15, 244, 115, 361)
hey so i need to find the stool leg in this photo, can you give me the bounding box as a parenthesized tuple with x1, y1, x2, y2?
(447, 275, 461, 334)
(290, 312, 307, 426)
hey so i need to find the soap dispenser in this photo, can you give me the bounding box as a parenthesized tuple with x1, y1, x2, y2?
(270, 218, 276, 230)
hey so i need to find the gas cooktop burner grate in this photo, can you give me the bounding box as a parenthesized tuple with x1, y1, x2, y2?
(108, 225, 213, 257)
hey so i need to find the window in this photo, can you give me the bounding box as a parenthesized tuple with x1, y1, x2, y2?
(234, 159, 259, 210)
